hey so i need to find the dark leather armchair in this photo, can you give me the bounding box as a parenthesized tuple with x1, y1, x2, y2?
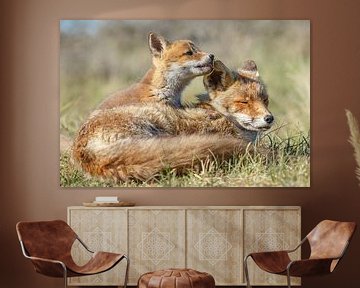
(244, 220, 356, 288)
(16, 220, 129, 288)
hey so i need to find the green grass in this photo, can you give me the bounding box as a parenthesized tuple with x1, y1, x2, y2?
(60, 130, 310, 187)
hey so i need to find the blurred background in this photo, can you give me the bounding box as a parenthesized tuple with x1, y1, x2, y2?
(60, 20, 310, 139)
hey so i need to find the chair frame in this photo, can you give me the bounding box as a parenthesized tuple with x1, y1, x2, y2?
(18, 231, 129, 288)
(244, 236, 351, 288)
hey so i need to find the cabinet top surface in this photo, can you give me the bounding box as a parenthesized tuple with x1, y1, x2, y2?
(68, 205, 301, 210)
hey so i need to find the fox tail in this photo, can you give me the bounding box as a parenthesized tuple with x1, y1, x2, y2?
(73, 134, 250, 182)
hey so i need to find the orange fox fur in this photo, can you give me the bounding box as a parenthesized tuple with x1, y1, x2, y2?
(198, 59, 274, 132)
(73, 60, 273, 182)
(97, 32, 214, 109)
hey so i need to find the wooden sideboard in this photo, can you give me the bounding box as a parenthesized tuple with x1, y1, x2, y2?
(67, 206, 301, 286)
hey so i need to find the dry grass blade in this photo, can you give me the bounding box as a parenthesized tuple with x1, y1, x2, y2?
(346, 109, 360, 186)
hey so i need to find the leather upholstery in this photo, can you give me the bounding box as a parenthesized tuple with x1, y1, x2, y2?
(250, 251, 291, 274)
(249, 220, 356, 277)
(138, 269, 215, 288)
(16, 220, 124, 278)
(307, 220, 356, 260)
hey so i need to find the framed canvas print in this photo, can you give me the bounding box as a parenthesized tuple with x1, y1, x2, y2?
(60, 20, 310, 188)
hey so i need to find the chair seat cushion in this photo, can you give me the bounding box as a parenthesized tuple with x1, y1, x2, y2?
(138, 268, 215, 288)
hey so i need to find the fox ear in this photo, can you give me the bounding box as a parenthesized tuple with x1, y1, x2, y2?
(238, 60, 260, 80)
(203, 60, 234, 92)
(148, 32, 170, 57)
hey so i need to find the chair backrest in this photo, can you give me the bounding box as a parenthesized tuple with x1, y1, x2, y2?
(16, 220, 77, 261)
(307, 220, 356, 261)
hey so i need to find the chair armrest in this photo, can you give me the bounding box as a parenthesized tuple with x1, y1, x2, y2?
(76, 236, 94, 253)
(25, 255, 65, 265)
(25, 255, 67, 277)
(287, 258, 336, 277)
(19, 240, 67, 277)
(245, 237, 306, 258)
(285, 237, 307, 253)
(247, 250, 290, 258)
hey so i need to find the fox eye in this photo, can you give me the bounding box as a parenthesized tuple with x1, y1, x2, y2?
(239, 100, 248, 104)
(184, 50, 193, 56)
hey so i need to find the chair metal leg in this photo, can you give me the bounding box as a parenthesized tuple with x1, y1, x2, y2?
(61, 263, 68, 288)
(244, 255, 252, 288)
(286, 269, 292, 288)
(123, 255, 130, 288)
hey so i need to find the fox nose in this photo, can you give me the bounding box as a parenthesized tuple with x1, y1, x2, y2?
(209, 54, 214, 61)
(264, 114, 274, 124)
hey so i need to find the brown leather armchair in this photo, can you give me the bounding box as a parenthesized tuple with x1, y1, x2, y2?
(16, 220, 129, 288)
(244, 220, 356, 288)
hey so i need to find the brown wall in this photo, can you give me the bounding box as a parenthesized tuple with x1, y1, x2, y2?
(1, 0, 360, 287)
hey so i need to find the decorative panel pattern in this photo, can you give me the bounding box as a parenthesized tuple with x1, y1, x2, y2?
(68, 206, 300, 286)
(128, 209, 186, 284)
(68, 208, 127, 286)
(243, 209, 301, 286)
(187, 209, 243, 285)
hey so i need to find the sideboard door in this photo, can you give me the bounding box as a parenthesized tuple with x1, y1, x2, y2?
(68, 208, 127, 286)
(243, 208, 301, 286)
(128, 209, 186, 284)
(186, 209, 243, 285)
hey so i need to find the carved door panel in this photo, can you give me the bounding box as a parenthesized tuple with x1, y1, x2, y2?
(68, 208, 128, 286)
(186, 209, 243, 285)
(243, 209, 301, 286)
(128, 209, 186, 284)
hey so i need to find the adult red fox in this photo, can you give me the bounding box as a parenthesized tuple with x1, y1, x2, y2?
(73, 60, 273, 182)
(97, 32, 214, 109)
(197, 60, 274, 132)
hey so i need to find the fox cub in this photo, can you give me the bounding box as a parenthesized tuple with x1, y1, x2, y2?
(198, 59, 274, 132)
(97, 32, 214, 109)
(73, 60, 273, 182)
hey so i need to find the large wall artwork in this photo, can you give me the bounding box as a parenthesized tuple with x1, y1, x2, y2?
(60, 20, 310, 188)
